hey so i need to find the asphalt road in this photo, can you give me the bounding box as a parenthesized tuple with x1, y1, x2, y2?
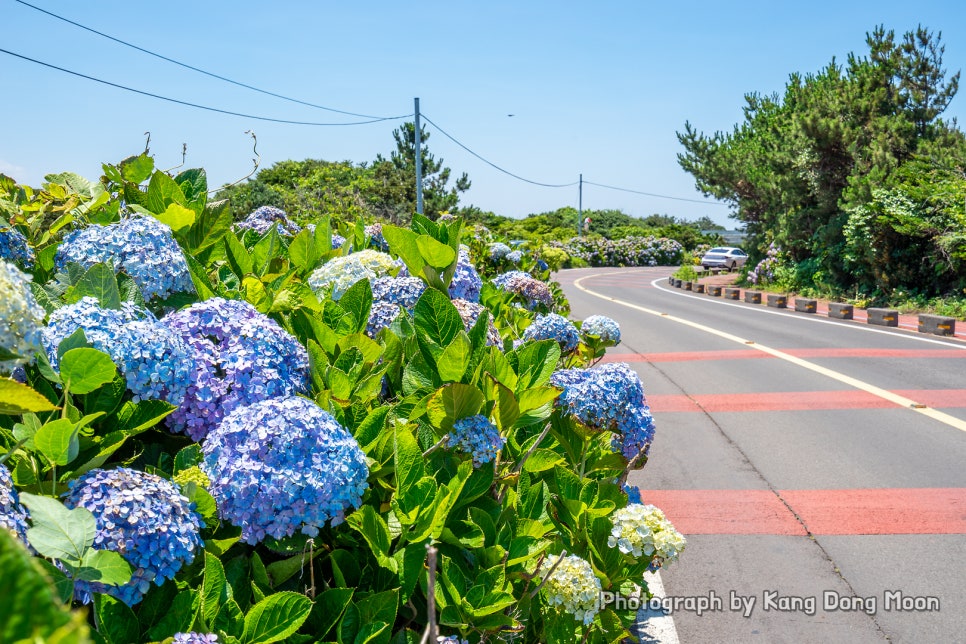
(557, 266, 966, 644)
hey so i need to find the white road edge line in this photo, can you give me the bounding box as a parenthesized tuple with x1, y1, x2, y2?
(573, 274, 966, 433)
(638, 570, 680, 644)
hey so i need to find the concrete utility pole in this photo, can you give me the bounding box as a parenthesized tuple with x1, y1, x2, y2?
(414, 97, 424, 215)
(578, 173, 583, 235)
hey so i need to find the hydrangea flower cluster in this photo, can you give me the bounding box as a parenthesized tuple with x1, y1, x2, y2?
(366, 301, 404, 338)
(42, 297, 192, 405)
(173, 633, 220, 644)
(0, 228, 34, 268)
(0, 260, 45, 375)
(201, 396, 369, 544)
(0, 464, 30, 547)
(492, 271, 553, 310)
(580, 315, 621, 345)
(235, 206, 301, 236)
(536, 554, 602, 625)
(444, 415, 505, 467)
(623, 483, 643, 505)
(608, 503, 686, 569)
(365, 223, 389, 251)
(615, 405, 656, 460)
(748, 243, 782, 285)
(488, 242, 511, 261)
(161, 297, 309, 441)
(506, 249, 524, 264)
(522, 313, 579, 353)
(548, 235, 683, 267)
(64, 467, 204, 606)
(55, 216, 194, 300)
(331, 233, 347, 249)
(448, 247, 482, 302)
(452, 299, 501, 346)
(371, 275, 426, 309)
(308, 250, 396, 300)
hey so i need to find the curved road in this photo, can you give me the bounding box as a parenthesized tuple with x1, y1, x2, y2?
(557, 267, 966, 644)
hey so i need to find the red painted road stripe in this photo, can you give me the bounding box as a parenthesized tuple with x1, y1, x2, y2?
(646, 390, 966, 412)
(603, 348, 966, 363)
(643, 488, 966, 535)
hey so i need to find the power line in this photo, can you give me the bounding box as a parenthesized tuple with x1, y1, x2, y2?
(582, 179, 729, 206)
(14, 0, 407, 122)
(420, 114, 579, 188)
(0, 48, 411, 127)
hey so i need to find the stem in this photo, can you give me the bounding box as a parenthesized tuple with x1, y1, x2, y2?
(578, 438, 589, 479)
(0, 436, 29, 466)
(422, 436, 447, 458)
(426, 544, 439, 643)
(495, 422, 552, 504)
(529, 549, 568, 599)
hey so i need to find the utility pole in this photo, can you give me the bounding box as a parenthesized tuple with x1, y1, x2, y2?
(414, 97, 424, 216)
(578, 173, 583, 235)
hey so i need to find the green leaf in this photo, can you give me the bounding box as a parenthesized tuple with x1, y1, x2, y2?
(173, 444, 204, 474)
(174, 167, 209, 204)
(426, 383, 485, 434)
(214, 599, 245, 639)
(415, 235, 456, 269)
(0, 378, 58, 415)
(437, 333, 471, 382)
(289, 229, 320, 272)
(60, 347, 117, 395)
(339, 278, 374, 333)
(145, 170, 187, 214)
(115, 399, 176, 433)
(382, 226, 425, 276)
(393, 425, 424, 495)
(511, 340, 561, 391)
(225, 230, 255, 278)
(522, 448, 564, 473)
(241, 591, 313, 644)
(77, 549, 132, 586)
(242, 276, 271, 313)
(337, 333, 384, 364)
(74, 263, 121, 309)
(19, 493, 95, 563)
(155, 202, 196, 232)
(186, 199, 233, 252)
(34, 418, 79, 466)
(56, 327, 90, 360)
(306, 588, 353, 639)
(119, 153, 154, 183)
(346, 506, 395, 571)
(202, 552, 229, 625)
(252, 225, 283, 276)
(184, 253, 217, 299)
(414, 288, 463, 360)
(81, 373, 126, 416)
(147, 589, 200, 641)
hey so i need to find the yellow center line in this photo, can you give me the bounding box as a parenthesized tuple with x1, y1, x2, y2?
(573, 274, 966, 433)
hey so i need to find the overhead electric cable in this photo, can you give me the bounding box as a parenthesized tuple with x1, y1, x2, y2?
(420, 114, 579, 188)
(582, 180, 728, 206)
(0, 48, 411, 127)
(14, 0, 407, 121)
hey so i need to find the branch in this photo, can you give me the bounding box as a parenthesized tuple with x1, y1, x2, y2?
(209, 130, 260, 194)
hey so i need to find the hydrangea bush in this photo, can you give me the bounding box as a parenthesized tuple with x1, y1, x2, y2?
(0, 227, 35, 268)
(0, 168, 683, 644)
(549, 235, 684, 267)
(235, 206, 301, 237)
(0, 259, 45, 375)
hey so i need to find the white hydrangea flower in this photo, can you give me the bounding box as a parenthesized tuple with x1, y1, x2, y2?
(307, 250, 396, 300)
(537, 554, 602, 625)
(0, 260, 45, 374)
(608, 503, 686, 567)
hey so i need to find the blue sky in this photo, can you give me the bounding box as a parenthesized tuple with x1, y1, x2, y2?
(2, 1, 965, 228)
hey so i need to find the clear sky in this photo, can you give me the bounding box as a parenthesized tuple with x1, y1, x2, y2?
(2, 1, 965, 228)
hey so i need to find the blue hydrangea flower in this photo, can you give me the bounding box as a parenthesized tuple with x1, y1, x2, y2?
(371, 275, 426, 309)
(308, 250, 396, 300)
(42, 297, 192, 405)
(488, 242, 511, 261)
(365, 223, 389, 251)
(580, 315, 621, 345)
(161, 298, 309, 441)
(550, 363, 644, 431)
(173, 633, 220, 644)
(331, 233, 347, 249)
(0, 464, 30, 547)
(64, 467, 204, 606)
(202, 396, 369, 544)
(452, 298, 501, 346)
(492, 271, 553, 310)
(623, 483, 643, 505)
(55, 216, 194, 301)
(448, 247, 482, 302)
(235, 206, 301, 236)
(506, 250, 524, 264)
(523, 313, 579, 353)
(0, 228, 34, 268)
(0, 260, 45, 375)
(367, 301, 404, 338)
(444, 415, 505, 467)
(615, 405, 656, 460)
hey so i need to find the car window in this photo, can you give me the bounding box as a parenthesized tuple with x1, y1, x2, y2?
(710, 248, 727, 253)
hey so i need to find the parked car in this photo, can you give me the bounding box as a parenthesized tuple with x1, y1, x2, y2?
(700, 247, 748, 271)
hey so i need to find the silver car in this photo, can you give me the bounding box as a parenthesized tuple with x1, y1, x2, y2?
(700, 247, 748, 271)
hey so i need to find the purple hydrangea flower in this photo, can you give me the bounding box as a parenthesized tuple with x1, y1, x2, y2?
(64, 467, 204, 606)
(173, 633, 220, 644)
(42, 297, 192, 405)
(365, 223, 389, 251)
(492, 271, 553, 310)
(580, 315, 621, 345)
(202, 396, 369, 544)
(161, 297, 309, 441)
(371, 275, 426, 309)
(367, 301, 404, 338)
(522, 313, 579, 353)
(55, 216, 194, 300)
(235, 206, 301, 236)
(0, 228, 34, 268)
(444, 415, 505, 467)
(0, 464, 30, 547)
(452, 298, 501, 346)
(448, 247, 482, 302)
